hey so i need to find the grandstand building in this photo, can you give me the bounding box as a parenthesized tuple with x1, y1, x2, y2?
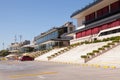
(70, 0, 120, 44)
(34, 22, 75, 50)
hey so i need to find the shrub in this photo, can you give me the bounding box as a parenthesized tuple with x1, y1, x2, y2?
(55, 53, 58, 55)
(64, 48, 69, 51)
(87, 52, 95, 56)
(110, 36, 120, 41)
(51, 55, 55, 57)
(70, 44, 74, 47)
(84, 41, 90, 44)
(61, 50, 65, 52)
(80, 42, 85, 44)
(0, 57, 7, 61)
(0, 50, 9, 57)
(75, 42, 81, 45)
(98, 47, 105, 50)
(109, 36, 116, 40)
(107, 43, 114, 46)
(87, 52, 91, 55)
(92, 50, 99, 53)
(103, 45, 110, 48)
(93, 40, 102, 43)
(102, 38, 110, 42)
(47, 56, 51, 59)
(71, 42, 80, 47)
(58, 51, 61, 54)
(81, 55, 89, 58)
(112, 40, 119, 43)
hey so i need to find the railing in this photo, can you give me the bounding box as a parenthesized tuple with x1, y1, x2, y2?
(85, 9, 120, 25)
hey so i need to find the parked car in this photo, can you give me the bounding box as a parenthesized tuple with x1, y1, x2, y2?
(20, 56, 34, 61)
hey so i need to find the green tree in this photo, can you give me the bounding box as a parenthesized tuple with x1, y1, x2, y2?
(0, 50, 9, 57)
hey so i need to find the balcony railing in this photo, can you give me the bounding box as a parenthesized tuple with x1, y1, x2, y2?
(85, 9, 120, 25)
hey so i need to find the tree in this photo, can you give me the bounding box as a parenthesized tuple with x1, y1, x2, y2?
(0, 50, 9, 57)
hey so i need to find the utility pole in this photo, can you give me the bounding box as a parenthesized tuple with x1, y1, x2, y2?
(14, 35, 17, 43)
(19, 35, 22, 43)
(2, 42, 4, 50)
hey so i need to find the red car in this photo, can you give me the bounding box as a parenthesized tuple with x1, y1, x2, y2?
(20, 56, 34, 61)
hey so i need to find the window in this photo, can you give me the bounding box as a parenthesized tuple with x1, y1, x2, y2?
(69, 27, 73, 32)
(99, 28, 120, 37)
(110, 1, 120, 12)
(85, 12, 95, 22)
(97, 6, 109, 18)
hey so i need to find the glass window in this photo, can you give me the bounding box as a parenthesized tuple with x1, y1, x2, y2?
(35, 30, 59, 45)
(99, 28, 120, 37)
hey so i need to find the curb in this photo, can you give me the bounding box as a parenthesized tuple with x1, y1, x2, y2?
(53, 61, 117, 69)
(35, 60, 117, 69)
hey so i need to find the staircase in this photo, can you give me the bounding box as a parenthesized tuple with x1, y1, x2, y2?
(47, 43, 80, 60)
(35, 47, 66, 61)
(87, 42, 120, 66)
(50, 42, 107, 63)
(84, 40, 120, 63)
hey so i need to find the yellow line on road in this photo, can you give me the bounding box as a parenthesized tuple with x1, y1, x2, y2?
(10, 71, 57, 79)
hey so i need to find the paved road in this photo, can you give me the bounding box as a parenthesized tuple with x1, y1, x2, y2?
(0, 61, 120, 80)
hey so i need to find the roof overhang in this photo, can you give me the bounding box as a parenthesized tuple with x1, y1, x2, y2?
(71, 0, 118, 19)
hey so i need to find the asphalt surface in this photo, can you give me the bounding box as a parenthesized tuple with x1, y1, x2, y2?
(0, 61, 120, 80)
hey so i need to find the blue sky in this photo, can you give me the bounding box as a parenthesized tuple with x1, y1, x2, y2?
(0, 0, 93, 50)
